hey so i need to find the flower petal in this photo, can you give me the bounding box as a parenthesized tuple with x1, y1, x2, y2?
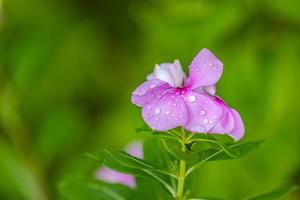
(209, 96, 244, 141)
(210, 103, 235, 134)
(142, 91, 188, 131)
(125, 140, 143, 159)
(183, 92, 223, 133)
(228, 108, 245, 141)
(187, 48, 223, 88)
(131, 79, 170, 107)
(96, 167, 136, 188)
(147, 60, 186, 87)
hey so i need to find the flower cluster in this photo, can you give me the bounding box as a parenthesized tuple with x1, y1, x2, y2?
(131, 48, 244, 141)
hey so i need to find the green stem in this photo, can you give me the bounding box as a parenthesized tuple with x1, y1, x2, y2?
(176, 130, 187, 199)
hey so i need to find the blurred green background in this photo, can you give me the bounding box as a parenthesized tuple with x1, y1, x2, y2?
(0, 0, 300, 199)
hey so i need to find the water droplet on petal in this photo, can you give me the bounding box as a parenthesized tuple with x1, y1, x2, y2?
(200, 110, 206, 115)
(150, 84, 156, 89)
(202, 119, 208, 124)
(155, 108, 161, 114)
(165, 110, 170, 115)
(173, 103, 177, 106)
(188, 95, 196, 102)
(147, 105, 152, 109)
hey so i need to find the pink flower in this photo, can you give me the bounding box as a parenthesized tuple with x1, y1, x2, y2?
(131, 48, 244, 141)
(96, 141, 143, 188)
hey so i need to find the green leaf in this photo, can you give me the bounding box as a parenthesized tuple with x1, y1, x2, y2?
(59, 179, 135, 200)
(244, 185, 298, 200)
(86, 149, 176, 198)
(196, 140, 264, 162)
(161, 139, 198, 162)
(189, 134, 239, 159)
(186, 140, 264, 176)
(135, 125, 181, 141)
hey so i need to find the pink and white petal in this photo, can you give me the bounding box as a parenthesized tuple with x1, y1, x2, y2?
(131, 79, 170, 107)
(210, 104, 235, 134)
(96, 167, 136, 188)
(228, 109, 245, 141)
(183, 91, 223, 133)
(187, 48, 223, 89)
(142, 91, 188, 131)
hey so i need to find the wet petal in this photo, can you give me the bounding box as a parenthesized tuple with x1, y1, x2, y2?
(147, 60, 186, 87)
(209, 97, 244, 141)
(187, 48, 223, 88)
(228, 108, 245, 141)
(131, 79, 170, 107)
(142, 91, 188, 131)
(96, 167, 136, 188)
(183, 92, 223, 133)
(210, 103, 235, 134)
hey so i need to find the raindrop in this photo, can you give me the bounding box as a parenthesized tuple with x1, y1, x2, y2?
(165, 110, 170, 115)
(208, 63, 212, 66)
(147, 105, 152, 109)
(188, 95, 196, 102)
(200, 110, 206, 115)
(202, 119, 208, 124)
(155, 108, 161, 114)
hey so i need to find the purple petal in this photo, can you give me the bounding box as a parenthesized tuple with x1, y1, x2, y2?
(187, 48, 223, 89)
(210, 103, 235, 134)
(131, 79, 170, 107)
(209, 97, 244, 141)
(228, 108, 245, 141)
(125, 140, 143, 159)
(96, 167, 136, 188)
(183, 91, 223, 133)
(142, 90, 188, 131)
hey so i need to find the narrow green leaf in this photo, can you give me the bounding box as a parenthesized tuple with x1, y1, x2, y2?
(186, 140, 264, 176)
(87, 149, 176, 197)
(245, 185, 298, 200)
(161, 139, 198, 162)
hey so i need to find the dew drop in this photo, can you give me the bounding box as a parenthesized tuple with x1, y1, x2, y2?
(165, 110, 170, 115)
(173, 103, 177, 106)
(208, 63, 212, 66)
(147, 105, 152, 109)
(188, 95, 196, 102)
(202, 119, 208, 124)
(200, 110, 206, 115)
(150, 84, 156, 89)
(155, 108, 161, 114)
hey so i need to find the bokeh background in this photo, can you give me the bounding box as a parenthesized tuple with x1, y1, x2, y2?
(0, 0, 300, 199)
